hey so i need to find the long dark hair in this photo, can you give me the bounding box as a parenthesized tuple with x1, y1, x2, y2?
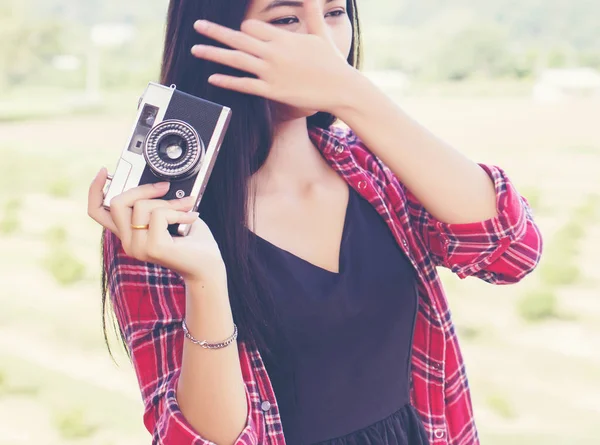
(101, 0, 362, 361)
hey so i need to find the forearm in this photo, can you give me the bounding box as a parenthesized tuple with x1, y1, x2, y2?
(333, 70, 498, 224)
(177, 274, 248, 445)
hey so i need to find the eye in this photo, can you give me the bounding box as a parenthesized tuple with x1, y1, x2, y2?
(325, 9, 346, 18)
(270, 16, 299, 26)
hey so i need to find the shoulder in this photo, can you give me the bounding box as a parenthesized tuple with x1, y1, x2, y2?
(311, 124, 383, 168)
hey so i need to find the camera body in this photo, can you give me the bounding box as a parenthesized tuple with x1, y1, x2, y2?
(103, 82, 232, 236)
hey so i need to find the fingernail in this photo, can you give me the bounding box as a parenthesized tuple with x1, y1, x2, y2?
(195, 20, 208, 30)
(154, 182, 170, 188)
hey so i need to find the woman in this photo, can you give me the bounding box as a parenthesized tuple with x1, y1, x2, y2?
(88, 0, 543, 444)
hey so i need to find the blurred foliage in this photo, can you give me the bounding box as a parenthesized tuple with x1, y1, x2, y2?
(486, 392, 517, 419)
(53, 407, 98, 439)
(45, 225, 69, 246)
(520, 187, 542, 213)
(43, 246, 86, 286)
(0, 2, 65, 89)
(0, 198, 22, 235)
(41, 224, 87, 286)
(518, 288, 559, 322)
(48, 177, 73, 198)
(518, 193, 599, 323)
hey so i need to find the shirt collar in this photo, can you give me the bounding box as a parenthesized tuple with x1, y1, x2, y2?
(308, 124, 347, 157)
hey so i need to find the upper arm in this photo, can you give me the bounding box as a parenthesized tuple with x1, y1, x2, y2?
(403, 164, 543, 284)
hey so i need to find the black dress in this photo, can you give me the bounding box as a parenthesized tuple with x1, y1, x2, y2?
(252, 186, 429, 445)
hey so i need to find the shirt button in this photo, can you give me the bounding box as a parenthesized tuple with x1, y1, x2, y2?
(402, 239, 408, 248)
(260, 401, 271, 412)
(334, 144, 344, 154)
(434, 429, 445, 439)
(357, 180, 367, 190)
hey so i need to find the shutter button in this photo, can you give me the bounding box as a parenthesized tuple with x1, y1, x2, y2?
(261, 401, 271, 412)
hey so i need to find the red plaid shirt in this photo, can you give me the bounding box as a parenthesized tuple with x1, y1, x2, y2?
(103, 125, 543, 445)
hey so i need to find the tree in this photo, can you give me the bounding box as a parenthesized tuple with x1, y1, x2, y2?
(0, 1, 63, 89)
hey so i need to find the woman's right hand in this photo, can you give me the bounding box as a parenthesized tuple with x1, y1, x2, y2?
(87, 167, 226, 284)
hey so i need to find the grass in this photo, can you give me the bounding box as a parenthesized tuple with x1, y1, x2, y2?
(485, 392, 517, 419)
(520, 186, 542, 213)
(457, 324, 484, 341)
(42, 245, 86, 286)
(53, 407, 98, 440)
(538, 262, 581, 287)
(0, 198, 22, 235)
(516, 192, 599, 323)
(517, 288, 560, 322)
(44, 225, 68, 246)
(48, 177, 73, 198)
(0, 352, 146, 438)
(41, 223, 87, 286)
(0, 368, 41, 398)
(0, 97, 106, 123)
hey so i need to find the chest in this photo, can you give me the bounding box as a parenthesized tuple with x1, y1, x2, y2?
(250, 178, 350, 274)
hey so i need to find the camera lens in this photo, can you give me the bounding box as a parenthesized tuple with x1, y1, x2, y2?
(143, 120, 204, 179)
(158, 135, 186, 161)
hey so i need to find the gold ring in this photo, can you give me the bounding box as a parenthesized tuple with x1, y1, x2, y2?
(131, 224, 150, 230)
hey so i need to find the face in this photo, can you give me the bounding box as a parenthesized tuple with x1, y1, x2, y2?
(244, 0, 354, 121)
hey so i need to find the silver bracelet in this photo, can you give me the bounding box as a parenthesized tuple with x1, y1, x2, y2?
(181, 319, 238, 349)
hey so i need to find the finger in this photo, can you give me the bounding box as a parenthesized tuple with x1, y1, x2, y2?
(187, 218, 208, 238)
(305, 0, 328, 37)
(130, 196, 197, 257)
(109, 181, 170, 249)
(208, 74, 270, 97)
(87, 167, 119, 235)
(131, 195, 197, 226)
(194, 20, 267, 56)
(240, 19, 287, 42)
(191, 45, 266, 76)
(146, 208, 200, 258)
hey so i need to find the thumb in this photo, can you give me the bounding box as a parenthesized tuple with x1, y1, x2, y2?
(305, 0, 327, 37)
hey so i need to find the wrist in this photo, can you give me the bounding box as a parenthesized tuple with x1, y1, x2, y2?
(184, 263, 228, 294)
(328, 66, 369, 117)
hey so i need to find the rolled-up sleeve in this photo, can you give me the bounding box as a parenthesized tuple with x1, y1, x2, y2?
(150, 370, 258, 445)
(405, 164, 543, 284)
(103, 230, 259, 445)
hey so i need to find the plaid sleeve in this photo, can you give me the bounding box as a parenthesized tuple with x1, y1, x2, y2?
(103, 230, 258, 445)
(404, 164, 543, 284)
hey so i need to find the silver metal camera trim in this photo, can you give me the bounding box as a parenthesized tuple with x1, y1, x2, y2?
(102, 82, 232, 237)
(177, 106, 231, 236)
(144, 119, 204, 178)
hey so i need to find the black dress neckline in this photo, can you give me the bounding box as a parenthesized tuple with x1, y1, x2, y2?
(248, 186, 354, 276)
(253, 187, 426, 444)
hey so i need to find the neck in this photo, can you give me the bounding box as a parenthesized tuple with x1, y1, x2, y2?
(252, 116, 331, 195)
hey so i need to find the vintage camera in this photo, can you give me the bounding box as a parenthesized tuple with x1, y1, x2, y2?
(103, 82, 232, 236)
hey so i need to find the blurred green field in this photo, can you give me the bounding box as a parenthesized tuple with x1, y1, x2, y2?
(0, 93, 599, 445)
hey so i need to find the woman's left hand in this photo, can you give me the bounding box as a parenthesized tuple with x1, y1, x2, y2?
(191, 0, 357, 113)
